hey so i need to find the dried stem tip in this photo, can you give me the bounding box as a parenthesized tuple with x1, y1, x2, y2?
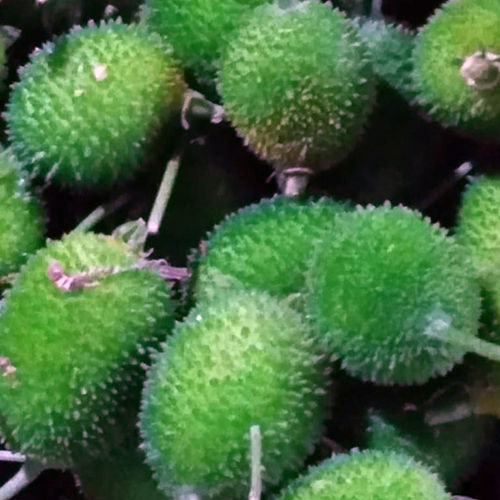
(460, 51, 500, 90)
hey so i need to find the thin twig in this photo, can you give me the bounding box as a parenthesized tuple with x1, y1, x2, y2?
(0, 451, 25, 463)
(416, 162, 473, 210)
(74, 193, 131, 233)
(0, 460, 45, 500)
(249, 425, 262, 500)
(147, 154, 181, 235)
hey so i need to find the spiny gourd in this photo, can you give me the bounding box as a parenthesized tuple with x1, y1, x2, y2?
(306, 204, 482, 385)
(142, 0, 270, 97)
(219, 1, 375, 177)
(456, 176, 500, 284)
(365, 410, 489, 488)
(193, 196, 348, 302)
(353, 18, 416, 100)
(0, 230, 174, 466)
(140, 289, 329, 499)
(0, 148, 43, 277)
(412, 0, 500, 140)
(275, 450, 450, 500)
(5, 21, 185, 187)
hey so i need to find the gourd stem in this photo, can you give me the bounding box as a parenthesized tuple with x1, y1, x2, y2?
(460, 51, 500, 90)
(0, 451, 25, 463)
(249, 425, 262, 500)
(147, 154, 181, 235)
(277, 168, 313, 197)
(423, 320, 500, 363)
(0, 460, 45, 500)
(459, 334, 500, 363)
(424, 401, 475, 426)
(371, 0, 383, 19)
(74, 193, 131, 233)
(176, 493, 200, 500)
(181, 89, 225, 130)
(74, 206, 105, 232)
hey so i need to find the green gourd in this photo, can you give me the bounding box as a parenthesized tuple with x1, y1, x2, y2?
(413, 0, 500, 140)
(366, 410, 489, 488)
(456, 176, 500, 282)
(0, 230, 173, 466)
(6, 21, 185, 187)
(354, 18, 416, 100)
(142, 0, 270, 97)
(140, 289, 328, 499)
(306, 204, 481, 384)
(456, 176, 500, 328)
(276, 450, 449, 500)
(194, 196, 348, 302)
(219, 1, 375, 179)
(0, 148, 43, 277)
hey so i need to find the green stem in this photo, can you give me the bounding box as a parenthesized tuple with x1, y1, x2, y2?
(74, 193, 131, 233)
(423, 316, 500, 363)
(0, 460, 45, 500)
(147, 154, 181, 235)
(74, 206, 105, 233)
(455, 334, 500, 363)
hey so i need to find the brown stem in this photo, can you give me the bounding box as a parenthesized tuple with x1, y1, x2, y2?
(460, 51, 500, 90)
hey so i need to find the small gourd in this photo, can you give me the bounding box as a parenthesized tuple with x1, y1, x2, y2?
(306, 204, 483, 384)
(6, 21, 185, 187)
(140, 289, 328, 498)
(412, 0, 500, 140)
(276, 450, 450, 500)
(0, 230, 174, 466)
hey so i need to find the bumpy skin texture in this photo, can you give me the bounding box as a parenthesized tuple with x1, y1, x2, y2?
(6, 21, 185, 187)
(354, 18, 415, 100)
(276, 450, 450, 500)
(194, 196, 348, 301)
(219, 1, 375, 173)
(0, 232, 173, 465)
(0, 149, 43, 276)
(140, 290, 328, 499)
(413, 0, 500, 140)
(456, 177, 500, 282)
(306, 205, 481, 384)
(143, 0, 269, 96)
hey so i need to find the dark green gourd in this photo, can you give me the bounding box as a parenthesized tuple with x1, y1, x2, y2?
(0, 149, 43, 277)
(219, 1, 375, 178)
(143, 0, 270, 96)
(6, 21, 185, 187)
